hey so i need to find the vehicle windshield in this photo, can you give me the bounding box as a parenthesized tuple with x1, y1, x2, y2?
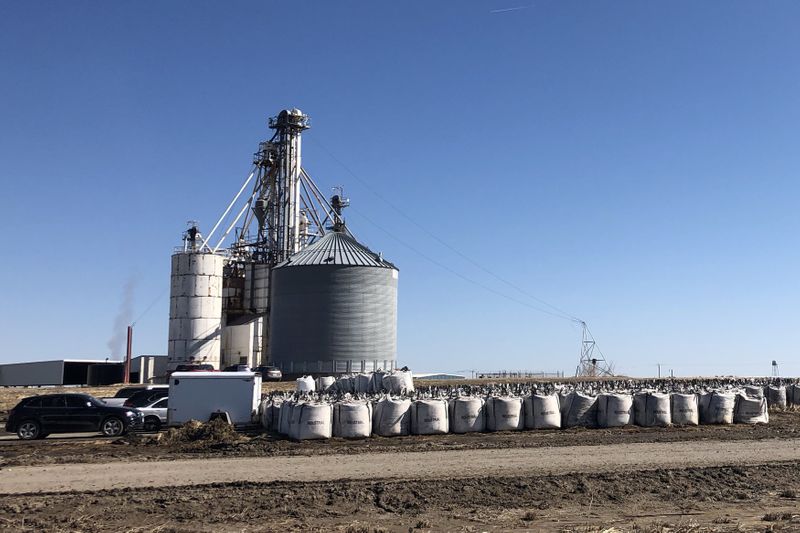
(113, 387, 141, 398)
(128, 389, 168, 407)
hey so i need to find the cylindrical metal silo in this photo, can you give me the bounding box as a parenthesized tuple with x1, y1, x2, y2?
(168, 252, 225, 369)
(243, 263, 270, 313)
(268, 230, 398, 374)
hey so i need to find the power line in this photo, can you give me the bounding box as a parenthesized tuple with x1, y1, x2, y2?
(131, 288, 168, 327)
(348, 206, 573, 322)
(310, 136, 581, 323)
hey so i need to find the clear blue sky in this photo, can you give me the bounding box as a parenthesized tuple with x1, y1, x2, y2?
(1, 1, 798, 377)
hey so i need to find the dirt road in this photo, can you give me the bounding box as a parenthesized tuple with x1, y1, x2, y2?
(3, 437, 799, 494)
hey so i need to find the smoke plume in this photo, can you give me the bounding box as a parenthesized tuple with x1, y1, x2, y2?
(107, 276, 137, 360)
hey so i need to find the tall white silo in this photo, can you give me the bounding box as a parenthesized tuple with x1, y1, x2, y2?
(168, 251, 225, 370)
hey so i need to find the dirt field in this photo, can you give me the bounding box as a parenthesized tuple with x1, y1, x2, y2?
(0, 462, 798, 531)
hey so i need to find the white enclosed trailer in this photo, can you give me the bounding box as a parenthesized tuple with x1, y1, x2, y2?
(167, 371, 261, 426)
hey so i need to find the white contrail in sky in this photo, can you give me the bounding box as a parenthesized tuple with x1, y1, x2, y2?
(489, 5, 531, 14)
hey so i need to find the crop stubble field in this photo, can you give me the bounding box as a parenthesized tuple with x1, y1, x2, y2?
(0, 382, 798, 532)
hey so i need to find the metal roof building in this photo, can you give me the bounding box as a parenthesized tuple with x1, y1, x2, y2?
(0, 359, 124, 387)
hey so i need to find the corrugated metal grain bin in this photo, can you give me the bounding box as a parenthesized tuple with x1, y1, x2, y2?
(268, 230, 398, 374)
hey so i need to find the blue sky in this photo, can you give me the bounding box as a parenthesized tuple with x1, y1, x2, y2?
(1, 1, 798, 377)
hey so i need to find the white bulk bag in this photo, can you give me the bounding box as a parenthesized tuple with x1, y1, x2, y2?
(278, 400, 295, 435)
(557, 390, 570, 415)
(789, 384, 800, 406)
(260, 398, 284, 431)
(316, 376, 336, 392)
(670, 393, 699, 426)
(368, 372, 385, 393)
(448, 397, 486, 434)
(259, 399, 271, 429)
(296, 375, 315, 393)
(633, 392, 671, 427)
(597, 393, 633, 428)
(382, 371, 414, 395)
(562, 391, 598, 428)
(524, 394, 561, 429)
(289, 402, 333, 440)
(354, 374, 372, 394)
(766, 385, 787, 410)
(411, 399, 449, 435)
(336, 375, 354, 393)
(699, 391, 735, 424)
(333, 401, 373, 439)
(486, 397, 524, 432)
(400, 370, 414, 393)
(744, 385, 764, 399)
(734, 394, 769, 424)
(373, 397, 411, 437)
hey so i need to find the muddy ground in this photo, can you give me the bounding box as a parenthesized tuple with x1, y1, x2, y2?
(1, 410, 798, 468)
(3, 384, 799, 531)
(0, 463, 798, 532)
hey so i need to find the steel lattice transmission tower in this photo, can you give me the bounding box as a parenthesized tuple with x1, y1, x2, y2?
(575, 321, 614, 377)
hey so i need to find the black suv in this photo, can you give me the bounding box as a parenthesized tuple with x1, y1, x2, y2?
(6, 393, 143, 440)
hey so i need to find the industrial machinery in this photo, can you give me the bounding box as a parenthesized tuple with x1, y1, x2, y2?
(167, 109, 398, 373)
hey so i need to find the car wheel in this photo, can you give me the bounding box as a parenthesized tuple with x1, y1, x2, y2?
(17, 420, 40, 440)
(143, 416, 162, 432)
(101, 417, 125, 437)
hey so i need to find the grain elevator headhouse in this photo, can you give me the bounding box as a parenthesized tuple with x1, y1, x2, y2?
(166, 109, 398, 373)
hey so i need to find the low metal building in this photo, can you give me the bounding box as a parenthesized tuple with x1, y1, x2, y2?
(0, 359, 124, 387)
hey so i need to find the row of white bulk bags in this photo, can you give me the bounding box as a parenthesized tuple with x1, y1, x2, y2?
(561, 391, 598, 428)
(486, 396, 524, 431)
(766, 385, 787, 409)
(296, 375, 315, 393)
(315, 376, 336, 392)
(633, 392, 671, 427)
(699, 391, 736, 424)
(373, 397, 411, 436)
(671, 393, 699, 425)
(449, 397, 486, 433)
(734, 394, 769, 424)
(289, 402, 333, 440)
(411, 398, 449, 435)
(524, 394, 561, 429)
(597, 393, 633, 428)
(333, 400, 373, 438)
